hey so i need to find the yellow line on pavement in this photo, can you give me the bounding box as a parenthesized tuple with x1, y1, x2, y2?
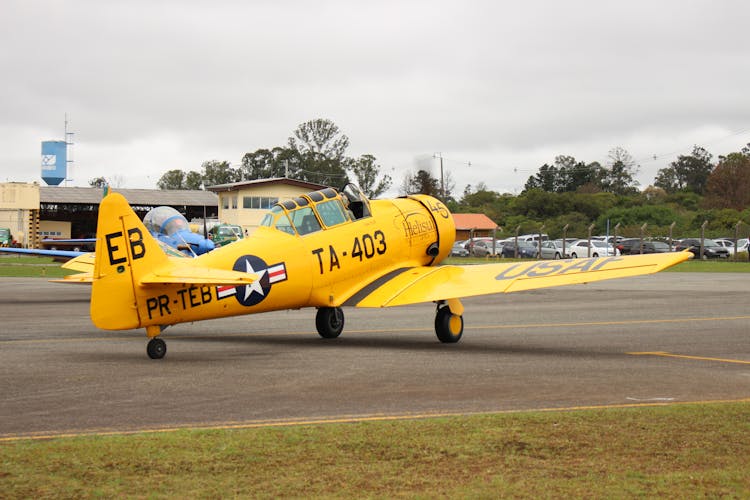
(2, 397, 750, 443)
(628, 351, 750, 365)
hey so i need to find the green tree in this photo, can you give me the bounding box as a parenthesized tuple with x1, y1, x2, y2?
(288, 119, 349, 185)
(654, 146, 714, 194)
(523, 156, 605, 193)
(346, 154, 392, 198)
(599, 147, 639, 195)
(240, 147, 302, 181)
(185, 171, 204, 190)
(201, 160, 239, 187)
(408, 169, 440, 196)
(704, 152, 750, 210)
(157, 169, 186, 190)
(524, 163, 558, 192)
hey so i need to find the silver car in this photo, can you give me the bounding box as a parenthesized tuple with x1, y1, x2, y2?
(470, 238, 502, 257)
(538, 240, 569, 259)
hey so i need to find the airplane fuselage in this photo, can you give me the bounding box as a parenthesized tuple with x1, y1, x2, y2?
(103, 195, 455, 330)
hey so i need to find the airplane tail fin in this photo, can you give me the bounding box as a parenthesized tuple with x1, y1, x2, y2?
(91, 192, 170, 330)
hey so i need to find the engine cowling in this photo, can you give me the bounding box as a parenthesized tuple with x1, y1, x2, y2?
(392, 194, 456, 265)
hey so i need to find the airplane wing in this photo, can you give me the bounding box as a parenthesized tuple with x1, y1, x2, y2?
(347, 252, 690, 308)
(0, 247, 84, 259)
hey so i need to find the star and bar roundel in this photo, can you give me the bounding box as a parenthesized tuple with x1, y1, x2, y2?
(216, 255, 287, 307)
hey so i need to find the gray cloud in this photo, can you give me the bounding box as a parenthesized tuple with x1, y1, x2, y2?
(2, 0, 748, 192)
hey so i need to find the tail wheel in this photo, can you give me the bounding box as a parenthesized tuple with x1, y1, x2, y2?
(435, 305, 463, 343)
(316, 307, 344, 338)
(147, 337, 166, 359)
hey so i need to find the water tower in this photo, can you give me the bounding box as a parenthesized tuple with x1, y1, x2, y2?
(40, 115, 74, 186)
(40, 140, 67, 185)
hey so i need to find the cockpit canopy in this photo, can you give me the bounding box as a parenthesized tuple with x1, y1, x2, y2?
(143, 206, 190, 236)
(259, 184, 371, 236)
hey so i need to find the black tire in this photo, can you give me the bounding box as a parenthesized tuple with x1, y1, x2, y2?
(435, 305, 463, 343)
(571, 252, 578, 258)
(147, 338, 167, 359)
(592, 253, 599, 258)
(554, 252, 561, 259)
(316, 307, 344, 338)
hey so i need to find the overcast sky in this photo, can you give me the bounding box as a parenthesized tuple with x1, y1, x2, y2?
(2, 0, 748, 195)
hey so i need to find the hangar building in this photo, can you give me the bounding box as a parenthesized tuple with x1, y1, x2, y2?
(1, 178, 330, 248)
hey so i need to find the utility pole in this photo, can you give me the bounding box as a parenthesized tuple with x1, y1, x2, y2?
(64, 113, 75, 185)
(433, 152, 444, 199)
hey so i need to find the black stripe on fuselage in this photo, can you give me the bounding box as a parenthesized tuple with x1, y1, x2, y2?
(341, 267, 413, 307)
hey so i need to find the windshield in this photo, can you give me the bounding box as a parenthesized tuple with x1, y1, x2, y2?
(143, 206, 189, 236)
(341, 183, 371, 219)
(260, 206, 295, 235)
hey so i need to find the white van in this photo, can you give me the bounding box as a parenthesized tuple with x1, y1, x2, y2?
(517, 233, 548, 243)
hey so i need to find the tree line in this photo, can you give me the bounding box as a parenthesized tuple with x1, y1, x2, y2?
(447, 143, 750, 239)
(151, 119, 393, 199)
(90, 119, 749, 238)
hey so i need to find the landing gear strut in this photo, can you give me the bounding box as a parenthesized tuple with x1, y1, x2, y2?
(434, 301, 464, 343)
(316, 307, 344, 339)
(147, 337, 167, 359)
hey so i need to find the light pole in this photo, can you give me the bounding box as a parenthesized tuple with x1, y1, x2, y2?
(433, 152, 444, 199)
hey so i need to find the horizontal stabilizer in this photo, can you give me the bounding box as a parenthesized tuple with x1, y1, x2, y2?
(61, 253, 96, 273)
(139, 265, 258, 286)
(50, 272, 94, 284)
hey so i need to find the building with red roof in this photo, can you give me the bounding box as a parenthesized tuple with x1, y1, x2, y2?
(451, 213, 500, 240)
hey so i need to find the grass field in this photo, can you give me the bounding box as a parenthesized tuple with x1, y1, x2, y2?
(2, 402, 749, 497)
(1, 256, 748, 496)
(0, 255, 76, 278)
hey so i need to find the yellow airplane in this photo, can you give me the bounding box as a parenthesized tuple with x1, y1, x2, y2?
(60, 184, 689, 359)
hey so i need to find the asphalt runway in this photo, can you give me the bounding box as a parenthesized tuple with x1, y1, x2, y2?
(1, 273, 749, 439)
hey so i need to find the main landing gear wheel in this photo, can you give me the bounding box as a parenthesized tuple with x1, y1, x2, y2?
(316, 307, 344, 339)
(435, 305, 464, 343)
(147, 337, 167, 359)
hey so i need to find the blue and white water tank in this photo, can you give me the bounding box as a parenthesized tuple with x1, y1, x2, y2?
(41, 140, 67, 186)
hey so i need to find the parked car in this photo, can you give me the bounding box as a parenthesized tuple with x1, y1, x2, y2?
(591, 235, 626, 245)
(471, 239, 502, 257)
(738, 238, 749, 253)
(517, 233, 549, 243)
(714, 239, 738, 255)
(675, 238, 730, 259)
(451, 240, 470, 257)
(568, 240, 619, 258)
(538, 240, 569, 259)
(500, 240, 537, 258)
(617, 239, 672, 255)
(0, 227, 12, 247)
